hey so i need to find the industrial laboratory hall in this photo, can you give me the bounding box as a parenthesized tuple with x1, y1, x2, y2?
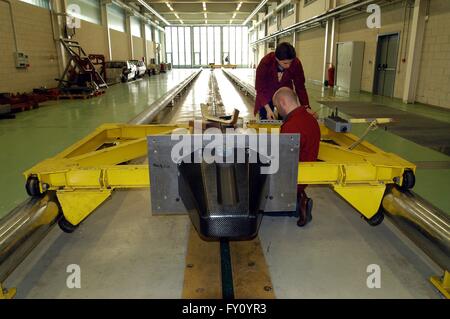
(0, 0, 449, 303)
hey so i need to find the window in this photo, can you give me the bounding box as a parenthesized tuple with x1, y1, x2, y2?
(242, 27, 249, 66)
(185, 28, 192, 66)
(282, 3, 295, 18)
(171, 28, 178, 65)
(200, 27, 207, 65)
(269, 15, 277, 26)
(207, 27, 214, 64)
(165, 27, 172, 64)
(130, 16, 141, 37)
(223, 27, 229, 64)
(214, 27, 221, 65)
(20, 0, 50, 9)
(66, 0, 101, 25)
(236, 27, 242, 66)
(107, 3, 125, 32)
(164, 26, 249, 67)
(304, 0, 318, 6)
(229, 27, 236, 64)
(193, 27, 200, 65)
(178, 27, 185, 65)
(249, 30, 256, 43)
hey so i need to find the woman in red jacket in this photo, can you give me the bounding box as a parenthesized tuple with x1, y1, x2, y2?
(255, 42, 314, 119)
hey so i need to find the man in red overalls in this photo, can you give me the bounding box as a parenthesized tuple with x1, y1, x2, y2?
(255, 42, 316, 119)
(273, 87, 321, 227)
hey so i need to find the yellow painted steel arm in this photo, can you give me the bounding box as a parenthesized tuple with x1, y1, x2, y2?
(23, 123, 416, 226)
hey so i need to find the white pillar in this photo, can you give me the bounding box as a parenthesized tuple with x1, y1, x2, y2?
(322, 20, 330, 85)
(141, 19, 148, 63)
(126, 15, 133, 59)
(50, 0, 67, 75)
(403, 0, 427, 103)
(101, 2, 111, 60)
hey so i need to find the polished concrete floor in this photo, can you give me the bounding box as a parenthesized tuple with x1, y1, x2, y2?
(4, 69, 444, 298)
(0, 70, 196, 219)
(227, 69, 450, 215)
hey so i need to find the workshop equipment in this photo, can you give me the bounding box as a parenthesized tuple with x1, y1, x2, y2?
(0, 104, 14, 119)
(21, 120, 416, 235)
(325, 108, 351, 133)
(149, 131, 299, 239)
(0, 92, 46, 113)
(88, 54, 107, 81)
(56, 39, 108, 96)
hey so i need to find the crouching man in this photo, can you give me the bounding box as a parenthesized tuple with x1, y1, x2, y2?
(272, 87, 321, 227)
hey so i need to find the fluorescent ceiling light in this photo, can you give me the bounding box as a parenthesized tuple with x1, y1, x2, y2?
(205, 20, 208, 24)
(174, 13, 180, 19)
(204, 12, 207, 18)
(137, 0, 170, 25)
(165, 2, 173, 11)
(179, 20, 184, 24)
(242, 0, 269, 26)
(236, 2, 243, 11)
(232, 12, 237, 19)
(202, 2, 206, 11)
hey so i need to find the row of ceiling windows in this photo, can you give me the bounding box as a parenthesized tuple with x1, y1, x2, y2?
(19, 0, 161, 42)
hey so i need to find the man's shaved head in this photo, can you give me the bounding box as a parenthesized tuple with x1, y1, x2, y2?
(272, 87, 299, 117)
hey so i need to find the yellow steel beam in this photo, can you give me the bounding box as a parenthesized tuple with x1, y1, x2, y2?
(0, 284, 16, 299)
(23, 123, 416, 226)
(430, 270, 450, 299)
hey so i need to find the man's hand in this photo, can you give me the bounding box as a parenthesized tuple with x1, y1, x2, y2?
(264, 104, 276, 120)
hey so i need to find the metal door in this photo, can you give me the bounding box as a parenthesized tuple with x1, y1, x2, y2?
(336, 42, 352, 90)
(374, 33, 399, 97)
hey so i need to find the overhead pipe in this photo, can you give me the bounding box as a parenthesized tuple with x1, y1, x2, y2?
(0, 69, 202, 295)
(136, 0, 171, 26)
(248, 0, 293, 33)
(1, 0, 19, 53)
(242, 0, 270, 26)
(250, 0, 387, 46)
(111, 0, 165, 32)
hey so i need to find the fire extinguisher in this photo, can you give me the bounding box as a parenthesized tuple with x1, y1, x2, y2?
(327, 64, 335, 87)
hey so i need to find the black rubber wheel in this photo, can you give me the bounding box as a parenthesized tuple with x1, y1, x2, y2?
(365, 210, 384, 226)
(401, 169, 415, 190)
(58, 216, 78, 233)
(25, 176, 42, 197)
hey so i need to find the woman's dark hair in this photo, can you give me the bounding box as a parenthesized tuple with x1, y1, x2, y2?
(275, 42, 296, 60)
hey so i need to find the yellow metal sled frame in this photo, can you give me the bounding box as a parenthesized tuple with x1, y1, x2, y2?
(24, 123, 415, 227)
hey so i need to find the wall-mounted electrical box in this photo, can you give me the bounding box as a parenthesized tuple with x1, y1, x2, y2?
(15, 52, 29, 69)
